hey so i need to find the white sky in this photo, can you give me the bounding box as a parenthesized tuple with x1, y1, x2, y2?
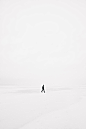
(0, 0, 86, 87)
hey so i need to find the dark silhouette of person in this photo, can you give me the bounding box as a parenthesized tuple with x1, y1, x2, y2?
(41, 84, 45, 93)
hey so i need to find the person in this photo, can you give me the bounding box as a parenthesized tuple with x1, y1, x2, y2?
(41, 84, 45, 93)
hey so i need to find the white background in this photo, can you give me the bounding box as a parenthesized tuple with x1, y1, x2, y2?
(0, 0, 86, 88)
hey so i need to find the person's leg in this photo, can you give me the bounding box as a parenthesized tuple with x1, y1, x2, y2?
(41, 89, 43, 92)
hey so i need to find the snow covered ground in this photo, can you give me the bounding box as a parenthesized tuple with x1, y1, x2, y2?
(0, 87, 86, 129)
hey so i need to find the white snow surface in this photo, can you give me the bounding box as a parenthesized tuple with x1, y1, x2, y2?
(0, 87, 86, 129)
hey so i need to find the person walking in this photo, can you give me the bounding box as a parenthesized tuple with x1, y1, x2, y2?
(41, 84, 45, 93)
